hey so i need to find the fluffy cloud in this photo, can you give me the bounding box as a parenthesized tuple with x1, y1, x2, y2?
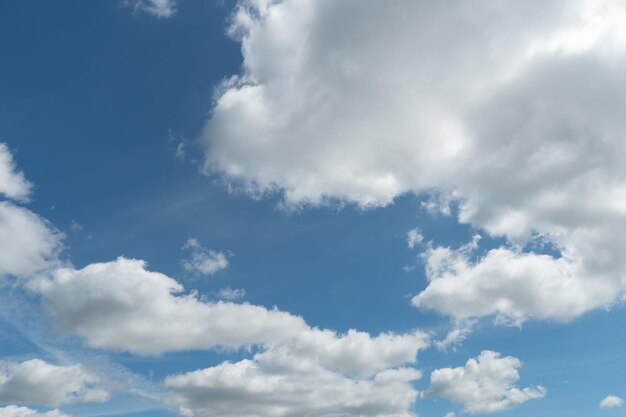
(406, 228, 423, 250)
(181, 238, 229, 276)
(0, 203, 63, 279)
(202, 0, 626, 324)
(424, 351, 546, 414)
(0, 144, 31, 201)
(413, 244, 616, 324)
(30, 256, 428, 416)
(0, 406, 70, 417)
(0, 144, 63, 280)
(166, 356, 421, 417)
(31, 257, 428, 365)
(30, 257, 308, 355)
(0, 359, 108, 407)
(600, 395, 624, 409)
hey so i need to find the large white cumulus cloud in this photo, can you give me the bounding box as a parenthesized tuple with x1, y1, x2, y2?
(203, 0, 626, 323)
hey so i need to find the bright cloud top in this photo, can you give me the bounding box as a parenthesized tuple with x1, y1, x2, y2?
(0, 359, 108, 407)
(201, 0, 626, 325)
(600, 395, 624, 409)
(424, 351, 546, 414)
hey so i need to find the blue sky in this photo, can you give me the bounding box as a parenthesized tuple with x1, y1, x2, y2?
(1, 1, 626, 417)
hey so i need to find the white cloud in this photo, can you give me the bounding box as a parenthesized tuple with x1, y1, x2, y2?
(182, 238, 229, 276)
(0, 144, 31, 202)
(201, 0, 626, 324)
(600, 395, 624, 409)
(413, 244, 616, 324)
(216, 287, 245, 301)
(0, 202, 63, 280)
(0, 406, 70, 417)
(424, 351, 546, 414)
(126, 0, 177, 18)
(166, 356, 421, 417)
(29, 256, 429, 416)
(30, 257, 429, 365)
(435, 321, 474, 351)
(0, 359, 108, 407)
(406, 228, 423, 250)
(0, 144, 63, 280)
(444, 413, 456, 417)
(30, 257, 308, 355)
(263, 327, 428, 379)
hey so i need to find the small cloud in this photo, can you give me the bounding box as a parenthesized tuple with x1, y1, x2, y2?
(420, 192, 453, 217)
(175, 142, 186, 160)
(444, 413, 456, 417)
(70, 220, 83, 232)
(600, 395, 624, 409)
(216, 287, 245, 301)
(124, 0, 177, 18)
(407, 227, 424, 249)
(435, 320, 475, 351)
(182, 238, 229, 276)
(167, 130, 187, 161)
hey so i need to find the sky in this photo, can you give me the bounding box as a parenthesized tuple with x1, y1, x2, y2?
(1, 0, 626, 416)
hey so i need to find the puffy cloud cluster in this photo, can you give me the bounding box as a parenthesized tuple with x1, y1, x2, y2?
(0, 406, 70, 417)
(413, 245, 615, 324)
(0, 359, 108, 407)
(201, 0, 626, 324)
(27, 256, 429, 416)
(166, 358, 421, 417)
(424, 351, 546, 414)
(0, 141, 430, 417)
